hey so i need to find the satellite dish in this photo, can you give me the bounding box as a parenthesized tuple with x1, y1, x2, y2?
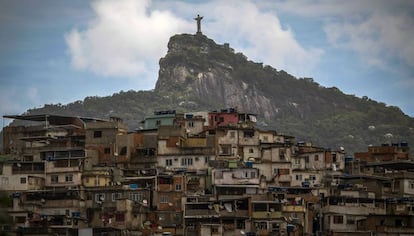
(17, 163, 21, 168)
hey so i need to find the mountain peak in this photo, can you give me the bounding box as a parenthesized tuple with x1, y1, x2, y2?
(11, 33, 414, 155)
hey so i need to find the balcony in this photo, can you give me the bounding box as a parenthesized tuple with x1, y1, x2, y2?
(46, 159, 82, 173)
(12, 162, 45, 174)
(130, 156, 157, 164)
(278, 175, 292, 182)
(42, 199, 84, 208)
(252, 211, 282, 219)
(283, 205, 305, 212)
(324, 204, 385, 215)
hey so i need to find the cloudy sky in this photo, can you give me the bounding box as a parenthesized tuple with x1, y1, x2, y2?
(1, 0, 413, 127)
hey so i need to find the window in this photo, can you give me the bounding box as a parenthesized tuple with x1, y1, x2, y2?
(181, 158, 193, 166)
(156, 120, 161, 126)
(95, 193, 105, 202)
(254, 203, 268, 211)
(236, 219, 245, 229)
(332, 153, 337, 162)
(305, 156, 309, 163)
(119, 146, 127, 155)
(244, 130, 254, 138)
(166, 159, 173, 166)
(175, 184, 182, 191)
(249, 148, 254, 153)
(160, 195, 168, 203)
(255, 222, 267, 230)
(220, 144, 232, 155)
(104, 148, 111, 154)
(20, 177, 26, 184)
(15, 216, 26, 224)
(129, 192, 143, 202)
(296, 175, 302, 181)
(112, 193, 122, 201)
(263, 136, 268, 142)
(215, 171, 223, 179)
(115, 213, 125, 222)
(333, 215, 343, 224)
(1, 177, 9, 185)
(251, 171, 256, 178)
(188, 121, 194, 127)
(65, 174, 73, 182)
(294, 159, 300, 165)
(315, 154, 319, 161)
(219, 117, 224, 123)
(346, 216, 355, 225)
(410, 181, 414, 189)
(279, 150, 285, 160)
(230, 131, 235, 138)
(93, 131, 102, 138)
(51, 175, 59, 184)
(310, 175, 316, 181)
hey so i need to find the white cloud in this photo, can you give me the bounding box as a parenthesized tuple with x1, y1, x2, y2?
(204, 0, 324, 77)
(65, 0, 323, 80)
(324, 10, 414, 69)
(0, 88, 28, 116)
(273, 0, 414, 70)
(65, 0, 191, 80)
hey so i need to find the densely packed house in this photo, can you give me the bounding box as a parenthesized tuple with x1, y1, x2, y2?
(0, 109, 413, 236)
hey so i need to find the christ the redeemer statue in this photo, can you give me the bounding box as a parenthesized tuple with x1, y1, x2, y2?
(194, 14, 203, 34)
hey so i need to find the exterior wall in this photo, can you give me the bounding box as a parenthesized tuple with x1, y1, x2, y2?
(0, 174, 44, 191)
(238, 129, 259, 146)
(291, 170, 322, 187)
(183, 117, 205, 135)
(158, 155, 210, 170)
(402, 178, 414, 196)
(143, 113, 176, 130)
(45, 171, 82, 187)
(242, 146, 260, 162)
(208, 111, 239, 128)
(258, 131, 275, 143)
(216, 129, 238, 157)
(213, 168, 260, 185)
(325, 151, 345, 170)
(85, 120, 126, 164)
(158, 139, 181, 155)
(309, 152, 325, 169)
(82, 171, 112, 187)
(272, 163, 292, 184)
(185, 137, 207, 147)
(292, 156, 306, 170)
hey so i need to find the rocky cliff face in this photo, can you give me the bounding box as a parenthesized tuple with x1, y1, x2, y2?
(153, 33, 414, 153)
(11, 33, 414, 154)
(155, 34, 279, 119)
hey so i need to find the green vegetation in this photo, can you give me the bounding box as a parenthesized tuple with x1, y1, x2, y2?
(9, 34, 414, 155)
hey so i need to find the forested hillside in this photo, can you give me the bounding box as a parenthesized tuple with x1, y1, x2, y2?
(7, 33, 414, 155)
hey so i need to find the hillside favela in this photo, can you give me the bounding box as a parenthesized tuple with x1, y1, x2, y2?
(2, 14, 414, 236)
